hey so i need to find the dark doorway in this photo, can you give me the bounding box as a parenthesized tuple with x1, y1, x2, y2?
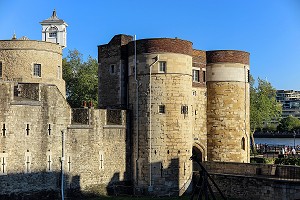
(192, 146, 202, 172)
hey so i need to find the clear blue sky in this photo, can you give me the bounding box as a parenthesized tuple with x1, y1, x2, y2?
(0, 0, 299, 90)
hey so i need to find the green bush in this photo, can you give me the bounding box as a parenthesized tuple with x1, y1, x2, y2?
(275, 157, 300, 165)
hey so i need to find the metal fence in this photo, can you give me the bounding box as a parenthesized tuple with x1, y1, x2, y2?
(71, 108, 90, 125)
(107, 109, 122, 125)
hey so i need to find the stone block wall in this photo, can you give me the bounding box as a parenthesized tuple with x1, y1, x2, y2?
(203, 162, 300, 200)
(0, 40, 65, 96)
(0, 82, 128, 198)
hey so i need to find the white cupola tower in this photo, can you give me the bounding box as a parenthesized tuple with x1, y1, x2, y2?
(40, 9, 68, 48)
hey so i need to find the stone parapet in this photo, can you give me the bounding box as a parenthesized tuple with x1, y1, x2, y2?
(206, 50, 250, 65)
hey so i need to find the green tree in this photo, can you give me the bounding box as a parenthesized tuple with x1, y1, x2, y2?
(277, 115, 300, 132)
(250, 76, 282, 152)
(62, 49, 98, 108)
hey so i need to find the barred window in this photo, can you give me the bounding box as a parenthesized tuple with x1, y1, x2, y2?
(49, 27, 57, 38)
(181, 105, 188, 114)
(33, 64, 41, 77)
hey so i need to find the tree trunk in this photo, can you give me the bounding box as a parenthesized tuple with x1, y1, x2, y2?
(250, 131, 257, 154)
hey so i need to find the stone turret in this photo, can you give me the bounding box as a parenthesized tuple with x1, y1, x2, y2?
(40, 9, 68, 48)
(206, 50, 250, 163)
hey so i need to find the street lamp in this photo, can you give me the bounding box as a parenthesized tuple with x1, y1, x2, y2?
(293, 131, 296, 150)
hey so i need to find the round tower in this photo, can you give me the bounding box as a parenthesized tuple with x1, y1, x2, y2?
(0, 39, 65, 96)
(206, 50, 250, 163)
(127, 38, 195, 195)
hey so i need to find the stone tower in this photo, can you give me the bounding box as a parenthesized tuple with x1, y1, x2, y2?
(126, 38, 204, 195)
(98, 35, 250, 196)
(40, 9, 68, 48)
(206, 50, 250, 163)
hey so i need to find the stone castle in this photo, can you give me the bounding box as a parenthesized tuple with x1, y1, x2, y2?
(0, 11, 250, 197)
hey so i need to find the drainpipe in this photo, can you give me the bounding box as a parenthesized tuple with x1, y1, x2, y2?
(134, 35, 139, 186)
(149, 56, 159, 190)
(61, 130, 65, 200)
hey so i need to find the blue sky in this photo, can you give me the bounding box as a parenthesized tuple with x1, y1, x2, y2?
(0, 0, 299, 90)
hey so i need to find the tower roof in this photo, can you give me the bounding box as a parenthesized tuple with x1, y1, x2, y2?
(40, 9, 67, 25)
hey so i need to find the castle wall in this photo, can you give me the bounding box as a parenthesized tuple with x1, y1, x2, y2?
(0, 40, 65, 96)
(0, 82, 128, 198)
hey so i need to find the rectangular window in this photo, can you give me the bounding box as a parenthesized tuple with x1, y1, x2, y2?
(181, 105, 188, 114)
(49, 32, 57, 38)
(159, 61, 166, 73)
(202, 70, 206, 82)
(33, 64, 41, 77)
(0, 61, 2, 78)
(192, 69, 200, 82)
(158, 105, 165, 114)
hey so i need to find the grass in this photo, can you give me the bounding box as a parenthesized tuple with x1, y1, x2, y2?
(89, 196, 190, 200)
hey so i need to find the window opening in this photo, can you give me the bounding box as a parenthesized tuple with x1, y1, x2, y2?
(2, 124, 6, 136)
(68, 156, 71, 172)
(1, 157, 6, 174)
(26, 124, 30, 136)
(110, 64, 115, 74)
(158, 105, 165, 114)
(192, 69, 200, 82)
(159, 61, 166, 73)
(241, 137, 246, 150)
(202, 70, 206, 82)
(48, 124, 51, 136)
(0, 61, 2, 78)
(33, 64, 41, 77)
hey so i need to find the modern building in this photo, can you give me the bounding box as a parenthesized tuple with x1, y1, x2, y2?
(276, 90, 300, 119)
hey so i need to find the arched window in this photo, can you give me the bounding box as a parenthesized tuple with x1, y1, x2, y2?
(48, 26, 57, 38)
(241, 137, 246, 150)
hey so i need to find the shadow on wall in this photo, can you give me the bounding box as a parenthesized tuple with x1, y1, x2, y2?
(0, 171, 82, 200)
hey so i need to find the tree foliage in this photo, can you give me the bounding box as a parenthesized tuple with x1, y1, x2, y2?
(250, 76, 282, 133)
(62, 49, 98, 108)
(277, 115, 300, 132)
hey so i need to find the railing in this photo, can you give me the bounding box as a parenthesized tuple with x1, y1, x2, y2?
(71, 108, 90, 125)
(107, 109, 122, 125)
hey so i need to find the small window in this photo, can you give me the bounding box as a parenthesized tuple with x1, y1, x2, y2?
(33, 64, 41, 77)
(57, 66, 61, 79)
(158, 105, 165, 114)
(0, 61, 2, 78)
(110, 64, 115, 74)
(192, 90, 197, 96)
(159, 61, 166, 73)
(192, 69, 200, 82)
(181, 105, 188, 114)
(247, 69, 250, 83)
(241, 137, 245, 150)
(202, 70, 206, 82)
